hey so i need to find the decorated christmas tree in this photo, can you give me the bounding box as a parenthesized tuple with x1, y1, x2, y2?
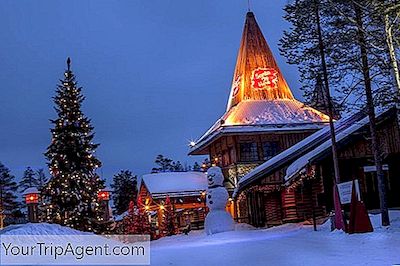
(42, 58, 104, 232)
(160, 195, 177, 236)
(123, 200, 152, 236)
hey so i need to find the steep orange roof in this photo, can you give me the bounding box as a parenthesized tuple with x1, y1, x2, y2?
(189, 11, 329, 155)
(227, 12, 294, 111)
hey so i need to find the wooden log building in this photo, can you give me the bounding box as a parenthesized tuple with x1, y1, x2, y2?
(189, 11, 400, 227)
(138, 172, 208, 237)
(189, 12, 330, 199)
(234, 107, 400, 227)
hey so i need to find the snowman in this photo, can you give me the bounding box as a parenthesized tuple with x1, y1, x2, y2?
(204, 166, 234, 235)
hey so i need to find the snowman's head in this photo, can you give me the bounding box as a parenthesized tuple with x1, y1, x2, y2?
(207, 166, 224, 187)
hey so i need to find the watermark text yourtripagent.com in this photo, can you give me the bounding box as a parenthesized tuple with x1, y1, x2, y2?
(0, 235, 150, 265)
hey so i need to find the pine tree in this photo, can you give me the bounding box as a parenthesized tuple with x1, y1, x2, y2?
(151, 155, 173, 173)
(281, 0, 395, 226)
(192, 162, 201, 172)
(352, 0, 390, 226)
(279, 0, 345, 106)
(326, 0, 392, 226)
(0, 162, 19, 214)
(184, 162, 192, 172)
(19, 167, 38, 193)
(172, 161, 184, 172)
(111, 170, 137, 215)
(36, 168, 49, 191)
(42, 58, 104, 232)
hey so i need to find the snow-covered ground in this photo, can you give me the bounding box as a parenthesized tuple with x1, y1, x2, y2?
(151, 211, 400, 266)
(1, 211, 400, 266)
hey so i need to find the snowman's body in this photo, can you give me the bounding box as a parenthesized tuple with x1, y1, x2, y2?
(205, 167, 234, 235)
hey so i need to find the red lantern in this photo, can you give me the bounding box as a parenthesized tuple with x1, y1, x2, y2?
(24, 188, 40, 204)
(97, 189, 110, 201)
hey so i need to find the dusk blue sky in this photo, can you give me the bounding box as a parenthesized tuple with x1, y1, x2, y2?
(0, 0, 304, 183)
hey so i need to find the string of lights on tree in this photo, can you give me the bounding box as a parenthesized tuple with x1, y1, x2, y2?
(41, 58, 105, 232)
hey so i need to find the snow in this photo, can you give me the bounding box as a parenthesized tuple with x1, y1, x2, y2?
(233, 110, 366, 196)
(223, 99, 329, 126)
(151, 211, 400, 266)
(233, 107, 394, 196)
(207, 187, 229, 210)
(0, 222, 91, 236)
(284, 115, 371, 183)
(22, 187, 40, 195)
(1, 211, 400, 265)
(189, 100, 330, 155)
(205, 210, 234, 235)
(284, 107, 392, 184)
(141, 172, 207, 198)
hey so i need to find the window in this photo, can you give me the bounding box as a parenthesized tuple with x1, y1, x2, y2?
(240, 142, 259, 162)
(262, 141, 280, 160)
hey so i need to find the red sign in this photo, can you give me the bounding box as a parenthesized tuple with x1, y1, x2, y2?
(231, 75, 241, 97)
(252, 68, 278, 90)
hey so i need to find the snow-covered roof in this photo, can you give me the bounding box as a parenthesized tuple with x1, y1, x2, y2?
(233, 109, 369, 197)
(224, 100, 329, 126)
(141, 172, 207, 199)
(233, 106, 397, 197)
(189, 100, 329, 155)
(22, 187, 40, 195)
(284, 109, 392, 185)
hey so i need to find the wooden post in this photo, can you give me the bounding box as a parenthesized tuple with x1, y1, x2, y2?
(0, 210, 5, 230)
(24, 188, 40, 223)
(312, 208, 317, 231)
(27, 204, 38, 223)
(97, 189, 112, 222)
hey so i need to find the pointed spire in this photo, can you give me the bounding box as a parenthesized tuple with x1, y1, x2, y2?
(67, 57, 71, 71)
(310, 75, 341, 119)
(226, 12, 294, 111)
(311, 75, 327, 109)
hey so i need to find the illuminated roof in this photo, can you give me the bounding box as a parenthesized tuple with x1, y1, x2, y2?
(189, 12, 329, 155)
(227, 12, 294, 111)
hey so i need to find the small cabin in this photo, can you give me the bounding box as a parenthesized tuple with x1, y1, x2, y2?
(138, 172, 208, 236)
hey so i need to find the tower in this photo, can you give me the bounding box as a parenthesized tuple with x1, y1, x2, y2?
(189, 12, 329, 194)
